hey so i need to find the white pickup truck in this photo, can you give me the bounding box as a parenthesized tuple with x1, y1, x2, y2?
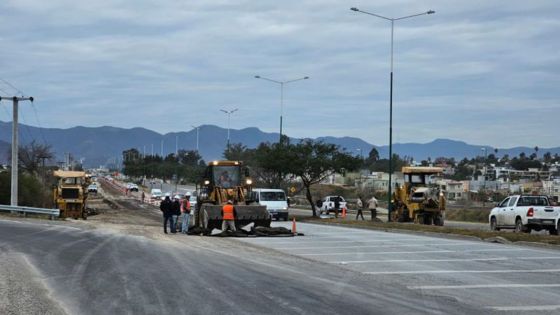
(489, 195, 560, 234)
(319, 196, 347, 215)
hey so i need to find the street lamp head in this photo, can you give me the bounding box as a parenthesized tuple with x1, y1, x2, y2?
(427, 10, 435, 14)
(350, 7, 359, 11)
(254, 75, 260, 78)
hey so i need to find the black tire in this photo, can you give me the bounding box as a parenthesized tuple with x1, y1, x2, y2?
(490, 217, 499, 231)
(434, 215, 444, 226)
(515, 218, 528, 233)
(423, 213, 433, 225)
(550, 222, 559, 236)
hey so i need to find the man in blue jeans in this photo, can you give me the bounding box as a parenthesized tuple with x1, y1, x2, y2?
(171, 197, 181, 233)
(181, 196, 191, 234)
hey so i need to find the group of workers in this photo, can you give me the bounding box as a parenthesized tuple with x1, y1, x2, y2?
(159, 196, 237, 234)
(159, 196, 192, 234)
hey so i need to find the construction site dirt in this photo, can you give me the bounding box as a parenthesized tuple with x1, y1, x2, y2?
(91, 180, 298, 238)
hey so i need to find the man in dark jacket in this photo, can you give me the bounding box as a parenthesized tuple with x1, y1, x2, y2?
(171, 197, 181, 233)
(160, 196, 173, 234)
(334, 196, 341, 218)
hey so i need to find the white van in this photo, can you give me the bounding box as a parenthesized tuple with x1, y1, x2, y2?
(150, 188, 162, 200)
(251, 188, 289, 221)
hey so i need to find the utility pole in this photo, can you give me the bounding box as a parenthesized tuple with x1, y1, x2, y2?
(175, 135, 178, 156)
(0, 96, 34, 206)
(160, 139, 164, 157)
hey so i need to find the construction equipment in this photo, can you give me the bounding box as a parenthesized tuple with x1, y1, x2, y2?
(194, 160, 271, 232)
(53, 170, 88, 219)
(391, 166, 446, 225)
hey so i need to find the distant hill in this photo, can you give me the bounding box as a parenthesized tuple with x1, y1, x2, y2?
(0, 120, 559, 167)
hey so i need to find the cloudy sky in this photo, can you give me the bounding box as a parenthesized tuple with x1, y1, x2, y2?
(0, 0, 558, 148)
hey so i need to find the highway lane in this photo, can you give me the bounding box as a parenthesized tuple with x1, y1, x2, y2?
(238, 222, 560, 314)
(0, 218, 479, 315)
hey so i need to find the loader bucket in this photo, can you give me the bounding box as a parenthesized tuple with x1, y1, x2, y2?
(200, 204, 271, 230)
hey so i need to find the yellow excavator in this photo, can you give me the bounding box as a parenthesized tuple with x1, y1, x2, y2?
(53, 170, 88, 219)
(194, 160, 271, 232)
(391, 166, 446, 225)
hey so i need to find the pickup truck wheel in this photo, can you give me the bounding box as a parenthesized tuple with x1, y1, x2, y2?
(490, 217, 499, 231)
(515, 218, 528, 233)
(550, 222, 560, 236)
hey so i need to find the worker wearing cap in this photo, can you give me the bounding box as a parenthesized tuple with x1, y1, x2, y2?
(221, 200, 237, 232)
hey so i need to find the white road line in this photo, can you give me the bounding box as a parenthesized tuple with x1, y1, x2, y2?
(244, 238, 421, 244)
(336, 257, 509, 264)
(364, 269, 560, 275)
(489, 305, 560, 311)
(409, 284, 560, 290)
(301, 250, 455, 256)
(299, 248, 527, 256)
(276, 242, 490, 250)
(334, 256, 560, 264)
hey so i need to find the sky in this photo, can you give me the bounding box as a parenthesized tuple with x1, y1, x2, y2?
(0, 0, 559, 148)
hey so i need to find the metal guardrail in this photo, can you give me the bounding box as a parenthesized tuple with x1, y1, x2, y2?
(0, 204, 60, 219)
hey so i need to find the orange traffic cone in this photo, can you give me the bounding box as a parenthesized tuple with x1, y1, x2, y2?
(342, 207, 347, 218)
(292, 217, 297, 234)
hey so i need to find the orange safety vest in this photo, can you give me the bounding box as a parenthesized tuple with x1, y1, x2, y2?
(222, 204, 234, 220)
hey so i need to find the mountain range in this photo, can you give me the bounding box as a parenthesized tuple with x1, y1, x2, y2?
(1, 120, 559, 168)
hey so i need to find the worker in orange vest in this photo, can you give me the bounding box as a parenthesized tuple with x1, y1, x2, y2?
(221, 200, 236, 232)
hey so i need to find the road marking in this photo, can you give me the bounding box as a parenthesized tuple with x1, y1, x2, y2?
(276, 242, 492, 250)
(299, 248, 528, 256)
(334, 256, 560, 264)
(518, 256, 560, 260)
(244, 238, 430, 245)
(364, 269, 560, 275)
(489, 305, 560, 311)
(336, 257, 509, 264)
(409, 284, 560, 290)
(301, 250, 456, 256)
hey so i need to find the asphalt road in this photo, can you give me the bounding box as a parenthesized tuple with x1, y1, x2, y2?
(0, 217, 487, 315)
(239, 222, 560, 314)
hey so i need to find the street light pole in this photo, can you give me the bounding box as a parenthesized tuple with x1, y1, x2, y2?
(191, 125, 200, 152)
(255, 75, 309, 143)
(220, 108, 238, 152)
(350, 7, 435, 222)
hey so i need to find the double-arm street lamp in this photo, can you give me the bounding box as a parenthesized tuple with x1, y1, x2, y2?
(191, 125, 200, 152)
(350, 7, 435, 222)
(220, 108, 238, 150)
(254, 75, 309, 142)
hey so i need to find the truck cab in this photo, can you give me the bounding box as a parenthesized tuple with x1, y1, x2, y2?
(251, 189, 289, 221)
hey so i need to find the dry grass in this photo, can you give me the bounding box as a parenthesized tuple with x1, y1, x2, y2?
(294, 215, 560, 246)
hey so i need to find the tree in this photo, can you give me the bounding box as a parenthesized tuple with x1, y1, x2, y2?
(286, 140, 361, 217)
(15, 141, 54, 175)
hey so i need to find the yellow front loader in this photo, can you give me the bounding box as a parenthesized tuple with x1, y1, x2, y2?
(391, 167, 446, 225)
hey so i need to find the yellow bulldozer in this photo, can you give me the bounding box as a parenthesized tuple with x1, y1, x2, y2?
(194, 160, 271, 232)
(391, 166, 446, 226)
(53, 170, 88, 219)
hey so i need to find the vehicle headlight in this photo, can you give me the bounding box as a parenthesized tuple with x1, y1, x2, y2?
(246, 179, 253, 185)
(281, 207, 288, 211)
(204, 180, 210, 185)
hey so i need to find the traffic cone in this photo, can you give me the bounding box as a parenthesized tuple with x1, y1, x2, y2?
(292, 217, 297, 234)
(342, 207, 347, 218)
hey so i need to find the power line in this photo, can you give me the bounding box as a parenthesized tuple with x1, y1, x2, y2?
(0, 79, 25, 96)
(30, 101, 48, 146)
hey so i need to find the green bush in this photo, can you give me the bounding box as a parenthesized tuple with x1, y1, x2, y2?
(0, 172, 52, 207)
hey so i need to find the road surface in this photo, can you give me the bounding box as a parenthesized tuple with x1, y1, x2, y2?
(0, 218, 481, 315)
(239, 221, 560, 314)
